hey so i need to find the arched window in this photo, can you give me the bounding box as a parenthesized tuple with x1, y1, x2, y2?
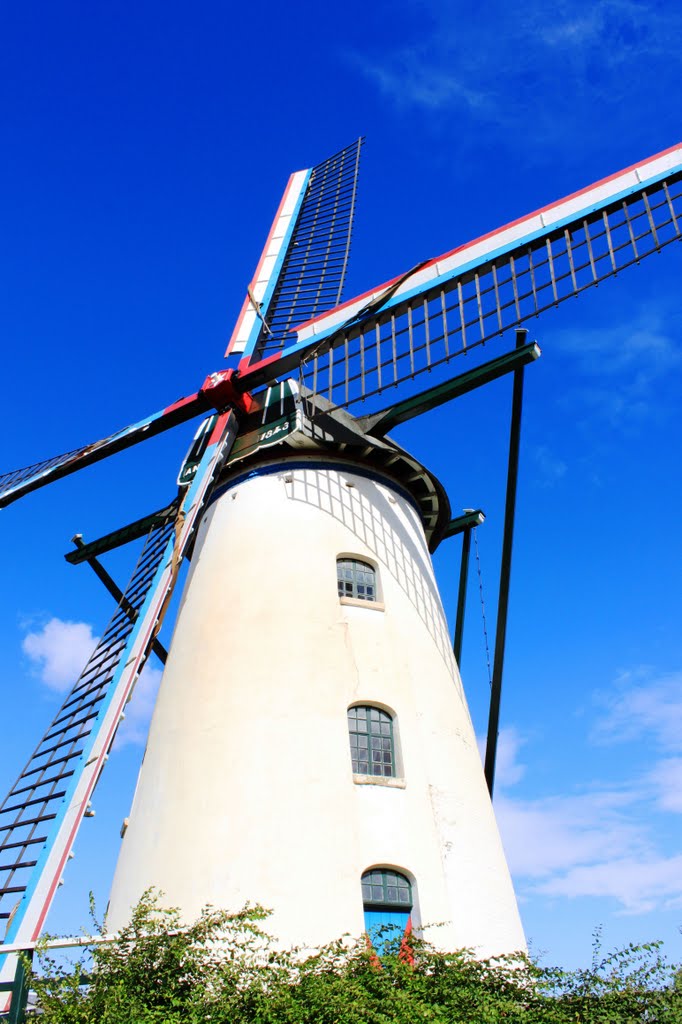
(348, 705, 395, 777)
(362, 868, 413, 941)
(337, 558, 377, 602)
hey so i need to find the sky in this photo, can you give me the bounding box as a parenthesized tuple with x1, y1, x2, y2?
(1, 0, 681, 971)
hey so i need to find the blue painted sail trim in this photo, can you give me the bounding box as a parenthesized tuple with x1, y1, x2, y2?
(248, 139, 364, 366)
(0, 516, 174, 952)
(0, 414, 237, 973)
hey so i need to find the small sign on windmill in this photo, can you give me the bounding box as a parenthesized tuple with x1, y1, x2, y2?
(2, 137, 682, 1016)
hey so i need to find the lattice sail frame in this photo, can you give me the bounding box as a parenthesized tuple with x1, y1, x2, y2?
(235, 143, 682, 412)
(0, 515, 176, 925)
(227, 138, 363, 365)
(0, 411, 238, 1006)
(0, 369, 248, 513)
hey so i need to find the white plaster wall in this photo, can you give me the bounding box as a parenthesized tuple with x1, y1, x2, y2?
(107, 459, 525, 956)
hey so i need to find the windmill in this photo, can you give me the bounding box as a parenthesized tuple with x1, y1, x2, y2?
(2, 137, 682, 1013)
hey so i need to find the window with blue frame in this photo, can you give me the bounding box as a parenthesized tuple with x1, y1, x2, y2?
(362, 868, 412, 946)
(348, 705, 395, 777)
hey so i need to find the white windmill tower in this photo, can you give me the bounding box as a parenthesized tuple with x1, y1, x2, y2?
(2, 138, 682, 1015)
(105, 375, 527, 953)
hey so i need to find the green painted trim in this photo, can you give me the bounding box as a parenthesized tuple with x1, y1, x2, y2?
(358, 341, 541, 436)
(226, 411, 297, 464)
(361, 869, 412, 908)
(441, 509, 485, 538)
(348, 705, 395, 778)
(64, 503, 179, 564)
(5, 950, 32, 1024)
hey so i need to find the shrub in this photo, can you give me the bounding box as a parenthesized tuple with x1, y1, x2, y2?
(24, 894, 681, 1023)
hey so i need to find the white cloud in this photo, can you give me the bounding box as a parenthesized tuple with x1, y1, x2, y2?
(555, 316, 682, 382)
(592, 669, 682, 753)
(22, 617, 99, 693)
(496, 784, 682, 912)
(532, 445, 567, 487)
(496, 727, 527, 787)
(490, 680, 682, 914)
(478, 726, 527, 789)
(534, 0, 682, 69)
(646, 757, 682, 814)
(533, 854, 682, 914)
(348, 49, 490, 115)
(552, 315, 682, 427)
(114, 663, 162, 749)
(21, 615, 162, 748)
(539, 11, 603, 47)
(496, 788, 646, 879)
(347, 2, 682, 149)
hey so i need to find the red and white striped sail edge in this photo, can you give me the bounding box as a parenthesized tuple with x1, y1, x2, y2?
(226, 169, 310, 355)
(0, 412, 238, 1012)
(292, 142, 682, 347)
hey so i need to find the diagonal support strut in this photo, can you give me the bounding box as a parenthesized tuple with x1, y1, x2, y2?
(69, 535, 168, 665)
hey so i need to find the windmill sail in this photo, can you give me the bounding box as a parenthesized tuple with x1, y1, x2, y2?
(0, 411, 237, 1005)
(0, 515, 176, 927)
(237, 143, 682, 412)
(227, 139, 363, 367)
(0, 369, 250, 511)
(0, 395, 207, 510)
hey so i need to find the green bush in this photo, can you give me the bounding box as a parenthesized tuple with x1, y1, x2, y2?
(25, 893, 681, 1023)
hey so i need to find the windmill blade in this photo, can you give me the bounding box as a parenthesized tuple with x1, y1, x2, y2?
(0, 410, 237, 1004)
(238, 142, 682, 410)
(0, 370, 249, 510)
(0, 515, 176, 942)
(227, 139, 363, 368)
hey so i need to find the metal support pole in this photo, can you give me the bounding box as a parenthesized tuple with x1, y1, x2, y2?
(71, 535, 168, 665)
(484, 328, 528, 798)
(7, 949, 32, 1024)
(453, 527, 472, 667)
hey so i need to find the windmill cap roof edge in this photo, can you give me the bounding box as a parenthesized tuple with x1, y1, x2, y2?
(216, 385, 451, 552)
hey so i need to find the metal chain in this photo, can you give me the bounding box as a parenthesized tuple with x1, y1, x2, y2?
(473, 527, 493, 689)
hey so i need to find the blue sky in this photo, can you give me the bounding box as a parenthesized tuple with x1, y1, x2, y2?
(1, 0, 681, 970)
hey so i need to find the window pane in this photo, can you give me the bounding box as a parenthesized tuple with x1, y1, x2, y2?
(348, 705, 395, 778)
(361, 870, 413, 910)
(337, 559, 377, 602)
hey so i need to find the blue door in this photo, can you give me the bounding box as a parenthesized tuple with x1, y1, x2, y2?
(364, 908, 410, 952)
